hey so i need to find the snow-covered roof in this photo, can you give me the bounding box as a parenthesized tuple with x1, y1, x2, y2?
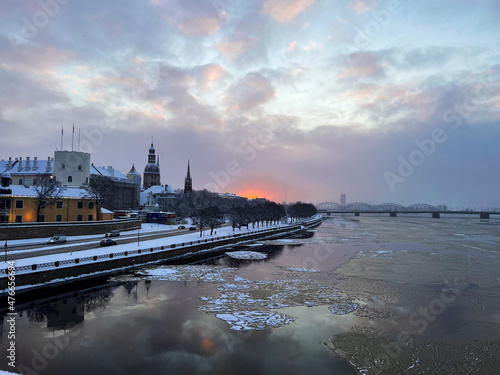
(101, 208, 114, 214)
(140, 185, 176, 205)
(91, 165, 128, 180)
(0, 158, 53, 175)
(128, 164, 140, 175)
(1, 185, 90, 199)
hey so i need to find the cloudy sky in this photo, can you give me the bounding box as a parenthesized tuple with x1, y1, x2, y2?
(1, 0, 499, 207)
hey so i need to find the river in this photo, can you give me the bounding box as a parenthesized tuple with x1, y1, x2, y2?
(2, 215, 500, 374)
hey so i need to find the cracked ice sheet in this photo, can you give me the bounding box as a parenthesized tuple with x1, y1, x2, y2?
(112, 265, 237, 283)
(200, 276, 358, 331)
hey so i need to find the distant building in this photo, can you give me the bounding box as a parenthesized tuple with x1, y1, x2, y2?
(341, 193, 346, 206)
(143, 142, 161, 190)
(184, 160, 192, 193)
(140, 185, 176, 212)
(91, 164, 141, 211)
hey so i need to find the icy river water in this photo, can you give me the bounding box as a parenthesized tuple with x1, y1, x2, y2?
(2, 215, 500, 374)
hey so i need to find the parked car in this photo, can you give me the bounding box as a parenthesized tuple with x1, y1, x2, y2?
(177, 225, 186, 229)
(188, 226, 197, 231)
(47, 235, 67, 244)
(105, 230, 120, 237)
(100, 239, 117, 247)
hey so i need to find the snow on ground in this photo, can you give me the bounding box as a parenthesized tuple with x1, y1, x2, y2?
(1, 223, 289, 272)
(225, 251, 267, 260)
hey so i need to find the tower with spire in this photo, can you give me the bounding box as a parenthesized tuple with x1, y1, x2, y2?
(143, 140, 161, 190)
(184, 160, 192, 194)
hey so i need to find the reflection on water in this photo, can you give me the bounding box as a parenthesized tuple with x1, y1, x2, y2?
(3, 215, 500, 374)
(0, 221, 359, 375)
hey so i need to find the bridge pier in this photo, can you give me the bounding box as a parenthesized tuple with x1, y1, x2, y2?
(354, 212, 360, 217)
(389, 212, 397, 217)
(480, 213, 490, 219)
(327, 212, 331, 216)
(432, 212, 440, 219)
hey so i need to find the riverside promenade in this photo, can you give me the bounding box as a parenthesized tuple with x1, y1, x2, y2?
(0, 217, 322, 291)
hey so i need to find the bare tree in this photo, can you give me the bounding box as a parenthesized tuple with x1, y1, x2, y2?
(83, 176, 114, 220)
(32, 175, 64, 222)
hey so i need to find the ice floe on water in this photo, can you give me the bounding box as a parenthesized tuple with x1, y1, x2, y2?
(112, 265, 236, 283)
(329, 302, 359, 315)
(257, 238, 325, 246)
(113, 265, 358, 331)
(279, 266, 320, 273)
(215, 311, 294, 331)
(200, 276, 357, 331)
(225, 251, 267, 260)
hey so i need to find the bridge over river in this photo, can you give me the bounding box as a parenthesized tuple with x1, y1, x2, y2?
(316, 202, 500, 219)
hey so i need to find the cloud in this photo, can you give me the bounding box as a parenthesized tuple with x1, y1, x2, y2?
(347, 0, 375, 14)
(287, 40, 297, 52)
(217, 34, 259, 58)
(303, 40, 323, 51)
(337, 52, 385, 81)
(225, 72, 277, 112)
(261, 0, 316, 23)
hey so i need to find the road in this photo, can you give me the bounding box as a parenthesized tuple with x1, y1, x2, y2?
(5, 224, 234, 261)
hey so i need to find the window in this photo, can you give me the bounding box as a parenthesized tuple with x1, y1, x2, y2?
(15, 215, 22, 223)
(18, 178, 23, 185)
(33, 179, 37, 185)
(56, 215, 63, 222)
(68, 176, 73, 183)
(61, 163, 65, 170)
(88, 202, 94, 209)
(85, 177, 89, 184)
(38, 215, 45, 222)
(15, 200, 23, 209)
(0, 199, 10, 209)
(57, 201, 63, 209)
(77, 215, 83, 221)
(88, 214, 93, 221)
(78, 165, 82, 171)
(77, 201, 83, 209)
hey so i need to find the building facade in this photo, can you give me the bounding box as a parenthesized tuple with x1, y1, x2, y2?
(0, 173, 99, 223)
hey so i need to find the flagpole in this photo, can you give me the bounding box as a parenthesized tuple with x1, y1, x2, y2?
(61, 126, 63, 150)
(72, 123, 74, 151)
(78, 128, 81, 152)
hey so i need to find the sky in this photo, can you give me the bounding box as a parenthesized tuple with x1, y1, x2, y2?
(0, 0, 499, 208)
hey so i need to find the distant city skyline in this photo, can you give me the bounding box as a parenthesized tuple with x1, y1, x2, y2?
(1, 1, 499, 206)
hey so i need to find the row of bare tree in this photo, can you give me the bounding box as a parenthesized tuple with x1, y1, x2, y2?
(157, 190, 317, 237)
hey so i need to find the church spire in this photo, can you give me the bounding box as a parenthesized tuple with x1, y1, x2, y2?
(184, 159, 192, 193)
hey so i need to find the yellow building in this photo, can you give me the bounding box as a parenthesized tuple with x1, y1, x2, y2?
(1, 184, 103, 223)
